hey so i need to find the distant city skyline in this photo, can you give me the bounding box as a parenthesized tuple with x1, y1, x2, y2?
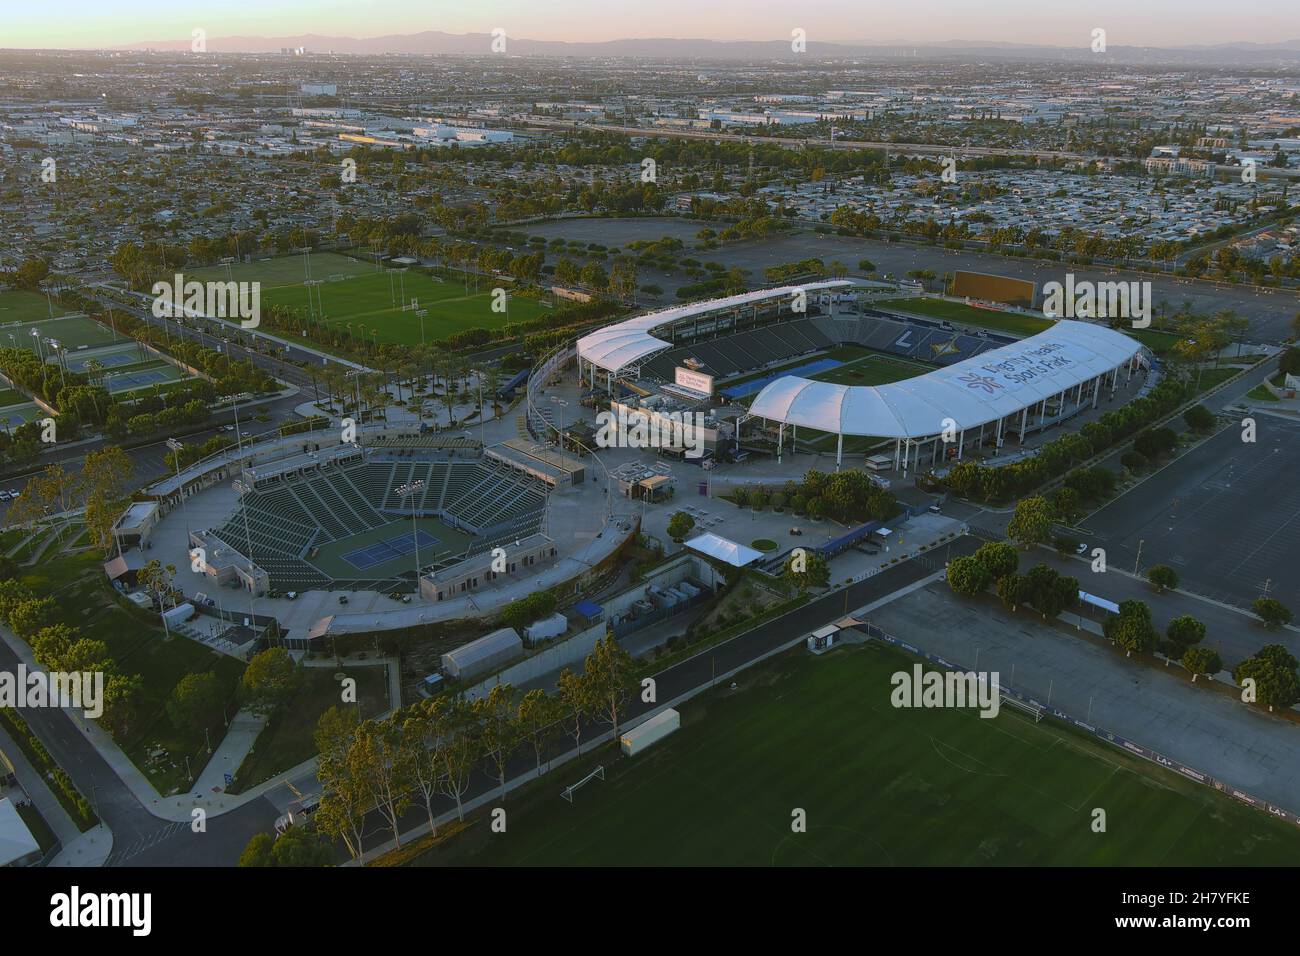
(5, 1, 1300, 52)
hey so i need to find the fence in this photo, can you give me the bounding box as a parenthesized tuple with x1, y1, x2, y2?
(855, 619, 1300, 827)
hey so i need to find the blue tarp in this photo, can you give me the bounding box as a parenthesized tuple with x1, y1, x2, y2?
(572, 599, 604, 621)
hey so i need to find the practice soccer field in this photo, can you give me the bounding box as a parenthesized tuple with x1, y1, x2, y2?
(0, 311, 119, 353)
(0, 289, 71, 326)
(439, 642, 1300, 866)
(191, 252, 550, 346)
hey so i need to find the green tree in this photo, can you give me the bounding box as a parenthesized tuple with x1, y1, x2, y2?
(946, 555, 991, 597)
(783, 549, 830, 590)
(584, 634, 638, 739)
(240, 647, 297, 716)
(1007, 496, 1053, 549)
(1182, 646, 1221, 679)
(973, 541, 1019, 581)
(995, 573, 1031, 612)
(474, 683, 523, 801)
(557, 667, 595, 756)
(1105, 600, 1158, 656)
(667, 511, 695, 542)
(166, 672, 225, 735)
(1183, 404, 1215, 432)
(1147, 565, 1179, 593)
(1165, 614, 1206, 651)
(517, 688, 564, 773)
(1253, 598, 1293, 628)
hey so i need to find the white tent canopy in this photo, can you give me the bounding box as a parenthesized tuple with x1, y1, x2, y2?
(577, 281, 853, 375)
(749, 320, 1143, 439)
(684, 532, 764, 568)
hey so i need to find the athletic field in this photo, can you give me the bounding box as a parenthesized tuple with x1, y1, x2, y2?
(810, 344, 932, 388)
(432, 642, 1300, 866)
(0, 312, 119, 353)
(0, 289, 70, 326)
(190, 252, 550, 346)
(876, 297, 1053, 337)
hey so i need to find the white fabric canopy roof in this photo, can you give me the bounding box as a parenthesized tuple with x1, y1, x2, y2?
(685, 532, 764, 568)
(577, 281, 853, 374)
(748, 320, 1143, 439)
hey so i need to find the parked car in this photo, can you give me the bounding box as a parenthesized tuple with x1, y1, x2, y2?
(789, 527, 803, 536)
(338, 594, 349, 605)
(1076, 542, 1089, 555)
(285, 591, 298, 601)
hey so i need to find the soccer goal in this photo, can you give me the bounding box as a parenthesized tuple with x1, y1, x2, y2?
(1001, 694, 1045, 723)
(561, 764, 605, 803)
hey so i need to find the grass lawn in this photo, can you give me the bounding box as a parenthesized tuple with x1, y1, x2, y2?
(0, 388, 26, 407)
(192, 252, 549, 347)
(0, 289, 71, 325)
(811, 350, 931, 387)
(228, 665, 391, 792)
(1247, 384, 1279, 402)
(0, 311, 117, 353)
(876, 297, 1052, 337)
(414, 641, 1300, 866)
(18, 551, 245, 795)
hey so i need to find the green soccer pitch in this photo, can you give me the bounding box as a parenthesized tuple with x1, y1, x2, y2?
(422, 641, 1300, 866)
(0, 289, 71, 326)
(190, 252, 550, 346)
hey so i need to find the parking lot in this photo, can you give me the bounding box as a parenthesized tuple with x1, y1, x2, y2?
(1081, 416, 1300, 610)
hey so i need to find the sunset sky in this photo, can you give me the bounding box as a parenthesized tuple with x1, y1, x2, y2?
(4, 0, 1298, 51)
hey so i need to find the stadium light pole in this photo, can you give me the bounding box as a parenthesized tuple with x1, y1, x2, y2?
(550, 396, 568, 468)
(231, 477, 260, 632)
(165, 438, 191, 535)
(395, 479, 426, 594)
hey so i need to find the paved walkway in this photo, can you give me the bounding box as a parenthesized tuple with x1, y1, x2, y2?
(49, 824, 113, 867)
(0, 723, 82, 845)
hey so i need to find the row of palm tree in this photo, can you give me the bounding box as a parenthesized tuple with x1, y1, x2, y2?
(309, 345, 507, 430)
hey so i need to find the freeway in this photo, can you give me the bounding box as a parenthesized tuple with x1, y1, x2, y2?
(516, 117, 1300, 180)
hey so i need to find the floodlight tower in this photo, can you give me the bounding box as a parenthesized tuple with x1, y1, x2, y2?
(395, 479, 426, 592)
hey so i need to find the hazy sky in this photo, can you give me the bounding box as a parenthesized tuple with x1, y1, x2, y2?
(5, 0, 1298, 50)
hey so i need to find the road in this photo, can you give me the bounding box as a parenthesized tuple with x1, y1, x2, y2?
(0, 634, 280, 866)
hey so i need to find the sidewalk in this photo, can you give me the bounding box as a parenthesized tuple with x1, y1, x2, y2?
(0, 623, 304, 822)
(48, 824, 113, 867)
(0, 723, 83, 846)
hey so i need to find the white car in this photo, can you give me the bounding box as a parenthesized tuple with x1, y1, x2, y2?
(1076, 542, 1089, 555)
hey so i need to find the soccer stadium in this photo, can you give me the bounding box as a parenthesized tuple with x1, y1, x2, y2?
(576, 280, 1149, 467)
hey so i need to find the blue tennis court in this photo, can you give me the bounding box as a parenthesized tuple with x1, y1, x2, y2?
(341, 529, 440, 570)
(103, 366, 182, 393)
(64, 349, 140, 372)
(722, 358, 843, 399)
